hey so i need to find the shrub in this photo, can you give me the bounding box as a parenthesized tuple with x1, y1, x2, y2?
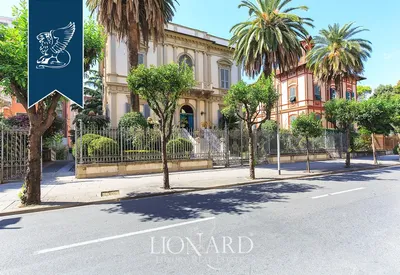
(167, 138, 193, 155)
(118, 112, 148, 129)
(72, 133, 102, 157)
(88, 137, 119, 156)
(394, 144, 399, 155)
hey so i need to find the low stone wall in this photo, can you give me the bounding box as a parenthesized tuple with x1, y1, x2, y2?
(266, 152, 331, 164)
(76, 159, 213, 179)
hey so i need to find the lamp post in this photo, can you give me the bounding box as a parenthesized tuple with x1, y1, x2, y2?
(276, 92, 281, 175)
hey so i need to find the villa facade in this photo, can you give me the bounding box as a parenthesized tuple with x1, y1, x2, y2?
(269, 49, 364, 129)
(102, 23, 241, 130)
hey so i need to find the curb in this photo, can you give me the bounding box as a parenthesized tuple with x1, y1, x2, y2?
(1, 163, 399, 217)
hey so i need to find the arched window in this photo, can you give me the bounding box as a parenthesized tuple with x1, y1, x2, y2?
(330, 87, 336, 100)
(178, 54, 193, 68)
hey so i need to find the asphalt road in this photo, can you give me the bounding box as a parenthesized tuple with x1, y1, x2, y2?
(1, 166, 400, 275)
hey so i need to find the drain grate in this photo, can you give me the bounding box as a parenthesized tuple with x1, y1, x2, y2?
(100, 190, 120, 197)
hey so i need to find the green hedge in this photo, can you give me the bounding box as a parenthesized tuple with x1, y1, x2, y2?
(394, 144, 399, 155)
(167, 138, 193, 154)
(72, 134, 102, 157)
(88, 137, 119, 156)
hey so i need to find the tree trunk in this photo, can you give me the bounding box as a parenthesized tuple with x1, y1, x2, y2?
(345, 127, 351, 168)
(306, 137, 310, 173)
(247, 123, 255, 179)
(371, 133, 377, 165)
(24, 127, 42, 205)
(127, 22, 140, 113)
(160, 133, 170, 189)
(335, 76, 342, 99)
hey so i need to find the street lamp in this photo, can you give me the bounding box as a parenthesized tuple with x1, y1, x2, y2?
(276, 91, 281, 175)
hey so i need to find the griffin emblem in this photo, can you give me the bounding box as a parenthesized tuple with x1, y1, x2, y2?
(36, 22, 75, 69)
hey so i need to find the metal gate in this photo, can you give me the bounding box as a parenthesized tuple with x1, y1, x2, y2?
(0, 128, 29, 183)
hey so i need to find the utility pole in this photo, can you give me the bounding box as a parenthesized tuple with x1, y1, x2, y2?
(276, 90, 281, 175)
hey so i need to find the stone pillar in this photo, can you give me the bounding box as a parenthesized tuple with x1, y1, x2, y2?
(111, 92, 117, 128)
(207, 53, 211, 88)
(173, 46, 177, 63)
(195, 99, 199, 130)
(163, 44, 168, 64)
(194, 50, 199, 81)
(157, 43, 162, 66)
(204, 99, 208, 127)
(203, 52, 207, 88)
(208, 100, 213, 126)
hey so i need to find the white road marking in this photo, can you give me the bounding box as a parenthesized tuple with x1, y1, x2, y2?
(311, 187, 366, 200)
(35, 217, 216, 255)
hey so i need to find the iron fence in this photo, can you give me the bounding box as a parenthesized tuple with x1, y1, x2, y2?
(75, 124, 346, 167)
(0, 127, 29, 183)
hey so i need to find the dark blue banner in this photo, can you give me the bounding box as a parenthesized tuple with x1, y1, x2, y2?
(28, 0, 83, 108)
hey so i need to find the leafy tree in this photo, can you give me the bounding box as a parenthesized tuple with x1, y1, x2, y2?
(357, 85, 372, 101)
(291, 113, 323, 172)
(84, 18, 106, 72)
(324, 99, 358, 167)
(218, 113, 240, 130)
(307, 23, 372, 99)
(373, 84, 395, 99)
(356, 98, 394, 164)
(127, 63, 195, 189)
(222, 75, 278, 179)
(230, 0, 313, 78)
(71, 70, 109, 129)
(0, 1, 105, 205)
(87, 0, 178, 112)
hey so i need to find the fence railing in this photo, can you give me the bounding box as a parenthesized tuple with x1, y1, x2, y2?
(0, 127, 29, 183)
(75, 125, 346, 167)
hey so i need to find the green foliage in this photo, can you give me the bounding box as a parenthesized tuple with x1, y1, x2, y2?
(307, 23, 372, 89)
(373, 84, 396, 99)
(0, 0, 28, 95)
(72, 134, 102, 157)
(88, 137, 119, 156)
(291, 113, 323, 139)
(261, 120, 278, 133)
(166, 138, 193, 155)
(230, 0, 313, 77)
(18, 182, 27, 205)
(218, 113, 240, 130)
(394, 144, 399, 155)
(74, 113, 110, 129)
(356, 97, 394, 135)
(324, 99, 358, 131)
(127, 63, 195, 139)
(84, 18, 106, 72)
(357, 85, 372, 101)
(118, 112, 148, 129)
(222, 75, 278, 127)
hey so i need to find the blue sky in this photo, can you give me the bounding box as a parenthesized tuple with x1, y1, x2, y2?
(1, 0, 399, 89)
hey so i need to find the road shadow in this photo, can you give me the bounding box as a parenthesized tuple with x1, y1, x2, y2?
(101, 181, 320, 222)
(0, 217, 21, 230)
(297, 166, 400, 183)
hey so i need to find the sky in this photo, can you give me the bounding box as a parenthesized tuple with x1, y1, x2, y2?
(1, 0, 399, 90)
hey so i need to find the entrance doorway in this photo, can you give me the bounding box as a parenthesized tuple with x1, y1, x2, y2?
(180, 105, 194, 131)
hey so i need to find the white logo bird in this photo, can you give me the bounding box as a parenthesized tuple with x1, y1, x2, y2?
(36, 22, 75, 69)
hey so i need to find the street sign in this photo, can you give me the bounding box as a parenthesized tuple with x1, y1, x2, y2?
(28, 0, 84, 108)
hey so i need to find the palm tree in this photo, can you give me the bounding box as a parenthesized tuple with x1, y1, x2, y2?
(307, 23, 372, 168)
(306, 23, 372, 99)
(230, 0, 313, 78)
(86, 0, 177, 112)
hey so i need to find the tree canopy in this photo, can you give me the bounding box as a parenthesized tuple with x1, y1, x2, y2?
(230, 0, 313, 78)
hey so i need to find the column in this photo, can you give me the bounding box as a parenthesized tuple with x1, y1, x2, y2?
(111, 92, 117, 127)
(157, 43, 162, 66)
(194, 50, 199, 81)
(208, 101, 213, 126)
(207, 53, 211, 88)
(195, 99, 199, 130)
(204, 99, 208, 126)
(173, 46, 177, 63)
(163, 44, 167, 65)
(203, 52, 208, 88)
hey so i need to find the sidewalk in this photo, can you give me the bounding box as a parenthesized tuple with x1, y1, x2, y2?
(0, 155, 399, 215)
